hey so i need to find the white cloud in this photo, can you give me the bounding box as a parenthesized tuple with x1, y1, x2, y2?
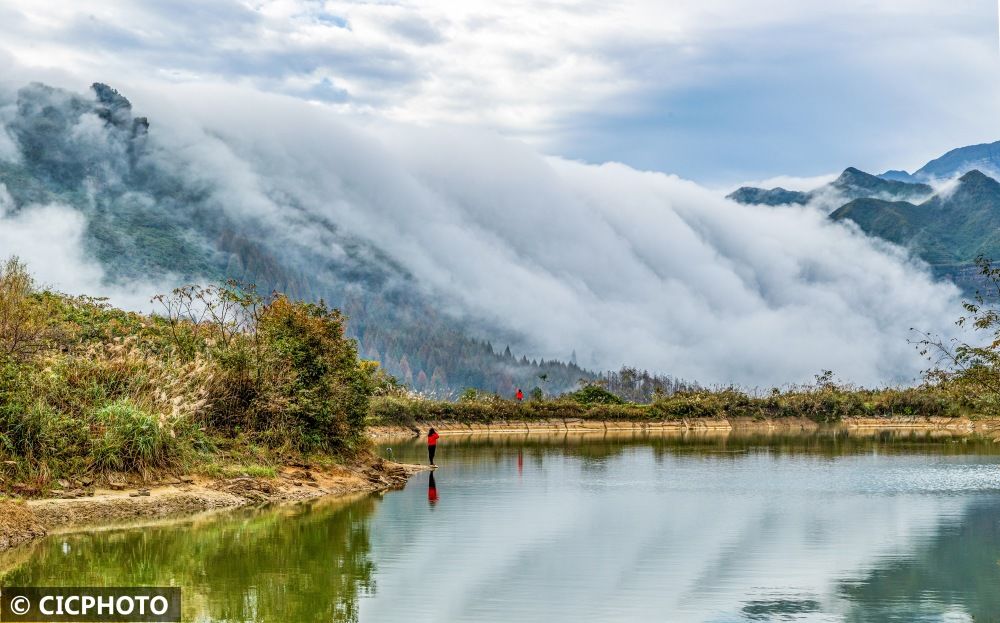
(121, 83, 963, 386)
(725, 173, 839, 194)
(0, 202, 168, 312)
(0, 184, 13, 214)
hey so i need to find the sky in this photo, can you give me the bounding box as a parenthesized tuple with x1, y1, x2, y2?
(1, 0, 999, 183)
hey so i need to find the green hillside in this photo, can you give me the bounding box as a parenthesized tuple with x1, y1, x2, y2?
(831, 171, 1000, 288)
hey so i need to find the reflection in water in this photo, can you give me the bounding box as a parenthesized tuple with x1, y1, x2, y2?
(5, 429, 1000, 622)
(2, 497, 380, 623)
(367, 430, 1000, 622)
(381, 428, 1000, 468)
(839, 496, 1000, 622)
(428, 472, 439, 506)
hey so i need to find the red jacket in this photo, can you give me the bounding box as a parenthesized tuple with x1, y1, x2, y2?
(428, 432, 440, 446)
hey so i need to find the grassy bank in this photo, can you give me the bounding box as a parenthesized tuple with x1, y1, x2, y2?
(0, 258, 393, 496)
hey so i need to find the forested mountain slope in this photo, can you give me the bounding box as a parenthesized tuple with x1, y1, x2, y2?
(830, 170, 1000, 292)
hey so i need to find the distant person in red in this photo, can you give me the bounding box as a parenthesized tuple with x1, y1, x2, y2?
(428, 472, 439, 506)
(427, 427, 440, 466)
(515, 388, 524, 401)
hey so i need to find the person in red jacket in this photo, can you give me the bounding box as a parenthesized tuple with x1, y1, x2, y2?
(515, 388, 524, 402)
(427, 427, 440, 466)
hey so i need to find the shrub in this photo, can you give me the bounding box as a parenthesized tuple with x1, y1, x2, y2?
(257, 297, 371, 450)
(202, 294, 373, 452)
(0, 401, 90, 470)
(566, 384, 625, 405)
(90, 400, 184, 475)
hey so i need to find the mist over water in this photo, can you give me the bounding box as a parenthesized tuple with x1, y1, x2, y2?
(0, 79, 965, 385)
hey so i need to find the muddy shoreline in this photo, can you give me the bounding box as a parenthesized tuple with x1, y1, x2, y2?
(1, 457, 429, 554)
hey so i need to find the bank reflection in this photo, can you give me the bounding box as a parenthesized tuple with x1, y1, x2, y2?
(382, 427, 1000, 469)
(1, 496, 380, 623)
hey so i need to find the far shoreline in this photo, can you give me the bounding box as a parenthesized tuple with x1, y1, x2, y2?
(368, 415, 1000, 439)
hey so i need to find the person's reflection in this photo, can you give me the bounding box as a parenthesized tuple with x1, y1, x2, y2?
(427, 472, 439, 507)
(517, 449, 523, 476)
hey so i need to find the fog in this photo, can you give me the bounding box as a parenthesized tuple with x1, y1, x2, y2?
(0, 195, 167, 312)
(0, 81, 965, 386)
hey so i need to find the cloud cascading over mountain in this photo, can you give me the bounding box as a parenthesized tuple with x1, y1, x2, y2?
(0, 80, 964, 387)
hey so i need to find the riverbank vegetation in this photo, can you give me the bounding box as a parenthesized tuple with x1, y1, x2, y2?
(0, 257, 391, 494)
(369, 381, 958, 428)
(4, 255, 1000, 495)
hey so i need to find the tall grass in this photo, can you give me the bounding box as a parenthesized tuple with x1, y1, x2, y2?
(89, 400, 187, 476)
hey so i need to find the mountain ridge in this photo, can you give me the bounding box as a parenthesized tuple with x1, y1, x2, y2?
(830, 170, 1000, 288)
(728, 167, 933, 207)
(730, 141, 1000, 294)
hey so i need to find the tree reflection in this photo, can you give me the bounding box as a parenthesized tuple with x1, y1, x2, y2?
(2, 496, 380, 622)
(385, 429, 1000, 468)
(838, 496, 1000, 622)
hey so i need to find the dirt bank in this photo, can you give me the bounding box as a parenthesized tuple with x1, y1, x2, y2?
(368, 415, 1000, 439)
(0, 457, 428, 553)
(0, 501, 46, 551)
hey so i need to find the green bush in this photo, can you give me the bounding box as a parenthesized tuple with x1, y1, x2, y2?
(257, 297, 371, 451)
(367, 384, 967, 427)
(90, 400, 182, 475)
(565, 384, 625, 405)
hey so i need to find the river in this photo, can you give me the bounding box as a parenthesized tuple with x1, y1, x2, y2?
(4, 429, 1000, 622)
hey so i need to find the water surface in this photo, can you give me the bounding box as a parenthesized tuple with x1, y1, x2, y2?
(5, 429, 1000, 622)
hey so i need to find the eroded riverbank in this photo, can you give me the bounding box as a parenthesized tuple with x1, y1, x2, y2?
(0, 457, 428, 553)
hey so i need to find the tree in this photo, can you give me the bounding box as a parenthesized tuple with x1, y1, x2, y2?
(915, 255, 1000, 397)
(0, 256, 58, 360)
